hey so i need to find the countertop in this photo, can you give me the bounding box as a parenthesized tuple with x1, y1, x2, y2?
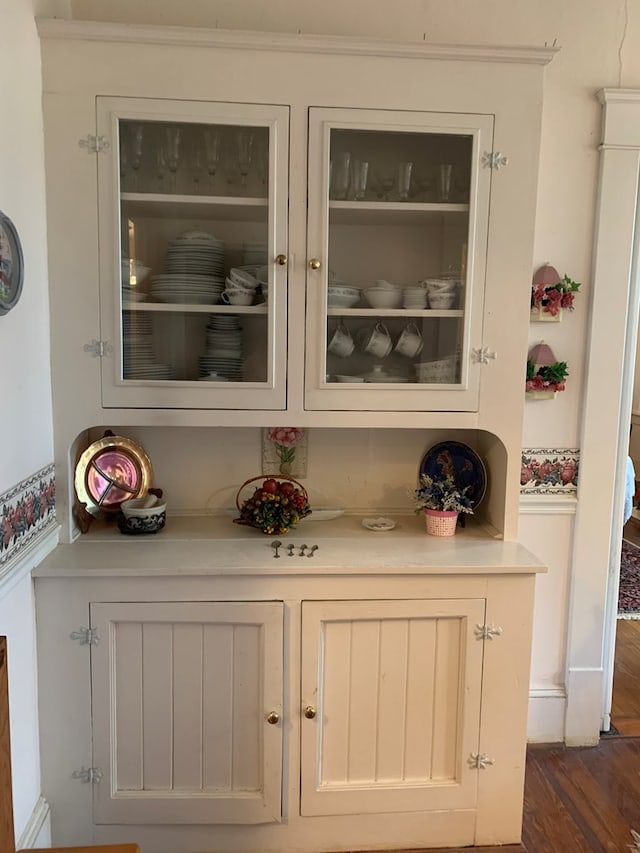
(33, 513, 547, 577)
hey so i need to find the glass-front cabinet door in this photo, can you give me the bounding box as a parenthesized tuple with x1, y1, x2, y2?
(96, 98, 289, 409)
(305, 108, 493, 411)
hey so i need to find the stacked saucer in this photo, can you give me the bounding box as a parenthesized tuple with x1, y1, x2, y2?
(150, 231, 226, 305)
(198, 314, 244, 381)
(149, 273, 224, 304)
(167, 232, 226, 276)
(122, 312, 174, 380)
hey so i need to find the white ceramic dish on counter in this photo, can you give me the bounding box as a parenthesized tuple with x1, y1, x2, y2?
(361, 517, 396, 531)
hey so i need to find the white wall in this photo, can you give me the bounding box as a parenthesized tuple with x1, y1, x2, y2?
(0, 0, 61, 843)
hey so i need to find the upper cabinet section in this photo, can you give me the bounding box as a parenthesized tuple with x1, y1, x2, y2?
(39, 21, 554, 431)
(96, 98, 290, 410)
(305, 108, 492, 412)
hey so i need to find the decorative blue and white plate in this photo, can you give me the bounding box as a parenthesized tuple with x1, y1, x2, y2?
(419, 441, 487, 509)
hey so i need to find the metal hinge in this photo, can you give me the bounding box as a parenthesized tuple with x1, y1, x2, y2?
(481, 150, 509, 170)
(475, 624, 503, 641)
(471, 347, 497, 365)
(78, 134, 110, 154)
(72, 766, 103, 784)
(70, 627, 100, 646)
(84, 339, 113, 358)
(468, 752, 495, 770)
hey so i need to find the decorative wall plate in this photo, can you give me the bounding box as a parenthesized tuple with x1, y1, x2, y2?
(0, 211, 24, 315)
(419, 441, 487, 509)
(74, 434, 153, 513)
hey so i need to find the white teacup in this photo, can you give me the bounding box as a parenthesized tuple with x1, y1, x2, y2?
(356, 321, 392, 358)
(225, 279, 256, 294)
(222, 291, 254, 306)
(328, 322, 355, 357)
(394, 321, 424, 358)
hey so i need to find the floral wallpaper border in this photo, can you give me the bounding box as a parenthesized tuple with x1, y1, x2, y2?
(0, 464, 56, 565)
(521, 448, 579, 495)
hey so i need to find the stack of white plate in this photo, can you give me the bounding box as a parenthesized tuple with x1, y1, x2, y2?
(121, 312, 174, 380)
(149, 273, 224, 304)
(198, 314, 244, 381)
(166, 232, 226, 277)
(242, 242, 268, 265)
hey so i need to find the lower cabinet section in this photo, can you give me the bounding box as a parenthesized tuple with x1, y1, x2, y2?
(34, 570, 537, 852)
(300, 599, 484, 817)
(90, 601, 284, 824)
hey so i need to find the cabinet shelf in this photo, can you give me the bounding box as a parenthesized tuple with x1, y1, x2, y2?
(329, 199, 469, 225)
(123, 301, 268, 315)
(327, 307, 463, 318)
(121, 192, 269, 222)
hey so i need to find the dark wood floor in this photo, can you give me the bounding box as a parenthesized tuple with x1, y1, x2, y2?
(612, 519, 640, 735)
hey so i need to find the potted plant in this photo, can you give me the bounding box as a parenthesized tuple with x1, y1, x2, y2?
(530, 264, 581, 322)
(412, 472, 474, 536)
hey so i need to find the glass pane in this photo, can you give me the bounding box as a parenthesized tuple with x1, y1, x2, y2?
(117, 118, 270, 384)
(324, 127, 472, 386)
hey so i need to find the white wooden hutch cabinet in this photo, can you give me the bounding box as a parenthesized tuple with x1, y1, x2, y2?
(34, 18, 552, 853)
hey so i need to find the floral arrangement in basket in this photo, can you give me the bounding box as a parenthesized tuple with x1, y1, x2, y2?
(412, 473, 474, 515)
(234, 475, 311, 535)
(526, 342, 568, 397)
(530, 264, 581, 319)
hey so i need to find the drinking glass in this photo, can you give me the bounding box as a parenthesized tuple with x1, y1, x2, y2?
(203, 128, 223, 190)
(396, 161, 413, 201)
(164, 126, 182, 192)
(438, 164, 453, 202)
(351, 160, 369, 201)
(236, 130, 254, 186)
(331, 152, 351, 200)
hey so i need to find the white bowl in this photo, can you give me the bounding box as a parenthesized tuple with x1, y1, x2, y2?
(121, 495, 166, 519)
(328, 286, 361, 308)
(363, 288, 403, 309)
(335, 374, 364, 383)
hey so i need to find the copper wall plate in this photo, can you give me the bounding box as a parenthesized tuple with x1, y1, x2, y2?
(74, 435, 153, 513)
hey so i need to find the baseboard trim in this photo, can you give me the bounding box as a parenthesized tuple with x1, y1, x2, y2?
(527, 685, 567, 743)
(16, 796, 50, 849)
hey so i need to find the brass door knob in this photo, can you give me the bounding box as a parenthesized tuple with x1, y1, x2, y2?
(275, 254, 288, 266)
(308, 258, 321, 270)
(266, 711, 280, 725)
(303, 705, 317, 719)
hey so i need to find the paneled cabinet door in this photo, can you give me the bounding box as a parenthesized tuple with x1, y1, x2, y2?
(96, 97, 289, 410)
(305, 107, 493, 411)
(90, 601, 283, 824)
(300, 598, 485, 816)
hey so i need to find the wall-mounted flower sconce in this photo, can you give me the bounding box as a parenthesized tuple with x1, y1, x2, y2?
(526, 341, 568, 399)
(530, 263, 580, 322)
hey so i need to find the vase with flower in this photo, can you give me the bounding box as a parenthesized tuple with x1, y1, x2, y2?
(412, 473, 474, 536)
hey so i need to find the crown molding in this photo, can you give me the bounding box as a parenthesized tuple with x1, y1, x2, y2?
(36, 18, 558, 65)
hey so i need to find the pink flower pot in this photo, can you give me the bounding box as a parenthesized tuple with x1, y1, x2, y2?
(424, 509, 459, 537)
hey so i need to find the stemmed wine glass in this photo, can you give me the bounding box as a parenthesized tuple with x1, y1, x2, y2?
(236, 130, 254, 186)
(203, 128, 223, 192)
(191, 137, 205, 194)
(128, 124, 144, 192)
(164, 126, 182, 193)
(119, 136, 129, 191)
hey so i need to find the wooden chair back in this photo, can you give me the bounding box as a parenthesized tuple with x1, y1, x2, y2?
(1, 635, 139, 853)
